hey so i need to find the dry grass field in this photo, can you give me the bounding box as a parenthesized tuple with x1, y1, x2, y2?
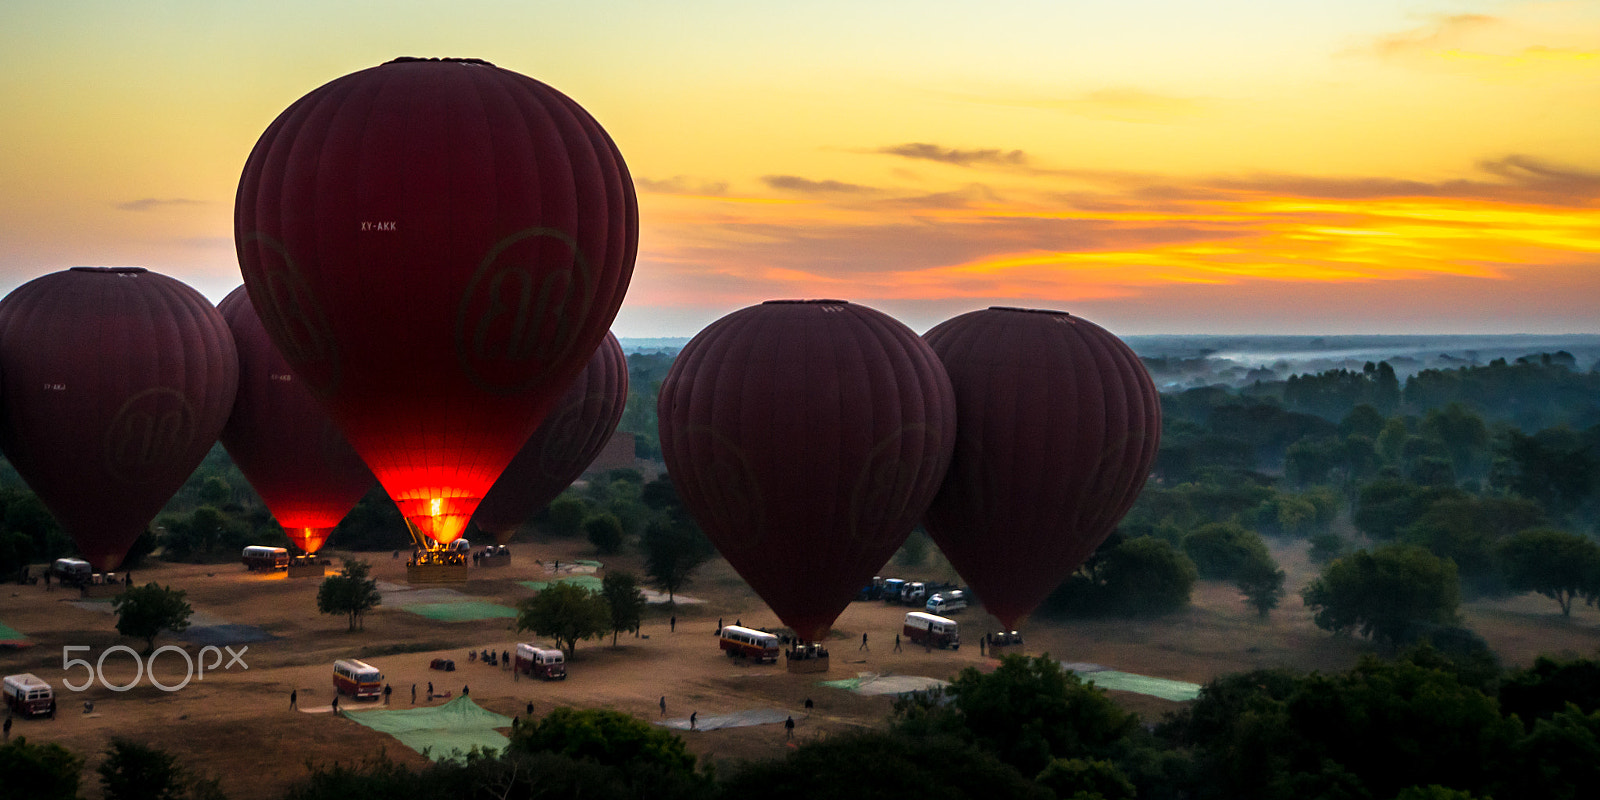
(4, 534, 1598, 799)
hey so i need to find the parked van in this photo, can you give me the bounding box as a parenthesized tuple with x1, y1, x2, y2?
(3, 673, 55, 718)
(242, 546, 290, 571)
(514, 643, 567, 680)
(903, 611, 960, 650)
(718, 625, 781, 663)
(50, 558, 92, 586)
(925, 590, 968, 615)
(332, 659, 383, 699)
(881, 578, 907, 604)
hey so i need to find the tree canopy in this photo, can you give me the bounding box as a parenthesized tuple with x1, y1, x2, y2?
(1301, 544, 1460, 648)
(113, 583, 193, 655)
(316, 560, 381, 632)
(516, 582, 610, 657)
(1496, 528, 1600, 616)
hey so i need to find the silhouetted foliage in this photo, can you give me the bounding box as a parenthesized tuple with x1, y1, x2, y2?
(316, 560, 381, 632)
(1301, 545, 1460, 648)
(114, 583, 193, 655)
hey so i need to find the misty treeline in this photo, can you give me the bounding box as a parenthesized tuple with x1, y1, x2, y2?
(1045, 351, 1600, 630)
(10, 651, 1598, 799)
(5, 349, 1599, 636)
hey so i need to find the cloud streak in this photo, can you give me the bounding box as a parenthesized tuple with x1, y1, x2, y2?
(762, 175, 878, 194)
(875, 143, 1029, 168)
(115, 198, 205, 212)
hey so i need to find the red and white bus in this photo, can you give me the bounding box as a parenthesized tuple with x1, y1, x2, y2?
(904, 611, 960, 650)
(332, 659, 383, 699)
(514, 643, 567, 680)
(3, 673, 55, 718)
(718, 625, 780, 663)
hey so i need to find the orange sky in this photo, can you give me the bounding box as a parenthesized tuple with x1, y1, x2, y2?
(1, 0, 1596, 335)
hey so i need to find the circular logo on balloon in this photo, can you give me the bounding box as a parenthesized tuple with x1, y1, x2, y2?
(456, 227, 596, 394)
(683, 424, 766, 554)
(103, 388, 199, 484)
(239, 232, 342, 395)
(848, 424, 939, 548)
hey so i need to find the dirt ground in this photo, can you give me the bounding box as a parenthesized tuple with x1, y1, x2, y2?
(4, 535, 1599, 799)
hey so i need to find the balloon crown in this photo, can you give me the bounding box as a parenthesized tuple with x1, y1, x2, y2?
(989, 306, 1070, 317)
(385, 57, 496, 67)
(763, 299, 850, 305)
(71, 267, 148, 275)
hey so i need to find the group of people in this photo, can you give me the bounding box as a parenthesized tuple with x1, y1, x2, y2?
(469, 648, 512, 668)
(409, 548, 466, 567)
(472, 546, 510, 565)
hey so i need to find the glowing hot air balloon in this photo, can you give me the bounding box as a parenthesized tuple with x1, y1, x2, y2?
(0, 268, 239, 572)
(658, 300, 956, 649)
(472, 332, 628, 545)
(218, 286, 374, 555)
(234, 57, 636, 556)
(922, 307, 1160, 632)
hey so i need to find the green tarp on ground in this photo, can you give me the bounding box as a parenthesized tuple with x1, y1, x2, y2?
(343, 695, 512, 760)
(819, 673, 950, 696)
(0, 619, 27, 644)
(1063, 664, 1202, 702)
(403, 602, 519, 622)
(519, 576, 603, 592)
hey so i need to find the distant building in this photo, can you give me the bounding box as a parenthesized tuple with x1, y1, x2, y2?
(584, 431, 638, 475)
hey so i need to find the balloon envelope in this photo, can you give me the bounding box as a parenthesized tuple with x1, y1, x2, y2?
(658, 300, 956, 642)
(922, 307, 1160, 630)
(235, 57, 637, 546)
(218, 286, 374, 554)
(472, 331, 628, 544)
(0, 268, 239, 571)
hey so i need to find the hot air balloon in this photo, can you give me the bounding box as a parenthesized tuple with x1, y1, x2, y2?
(658, 300, 956, 659)
(472, 332, 628, 545)
(0, 268, 239, 572)
(218, 286, 374, 556)
(235, 57, 636, 559)
(922, 307, 1160, 634)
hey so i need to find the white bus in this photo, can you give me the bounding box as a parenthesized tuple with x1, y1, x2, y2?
(3, 673, 55, 718)
(332, 659, 383, 699)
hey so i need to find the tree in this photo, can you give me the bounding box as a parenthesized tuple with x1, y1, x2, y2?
(600, 571, 647, 646)
(584, 512, 625, 555)
(1301, 545, 1461, 648)
(114, 583, 193, 655)
(937, 655, 1139, 776)
(317, 560, 381, 632)
(98, 738, 223, 800)
(1036, 757, 1138, 800)
(509, 706, 700, 780)
(640, 516, 714, 602)
(1183, 522, 1269, 580)
(0, 737, 84, 800)
(1496, 528, 1600, 616)
(1308, 532, 1347, 565)
(0, 529, 33, 579)
(545, 495, 588, 537)
(1234, 551, 1286, 618)
(719, 729, 1051, 800)
(516, 582, 610, 657)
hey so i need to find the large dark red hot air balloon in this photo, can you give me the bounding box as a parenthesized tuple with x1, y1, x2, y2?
(235, 57, 637, 548)
(472, 331, 628, 544)
(658, 300, 956, 643)
(922, 307, 1160, 631)
(0, 268, 239, 571)
(218, 286, 374, 555)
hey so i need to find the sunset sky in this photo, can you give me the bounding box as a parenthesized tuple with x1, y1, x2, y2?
(2, 0, 1596, 337)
